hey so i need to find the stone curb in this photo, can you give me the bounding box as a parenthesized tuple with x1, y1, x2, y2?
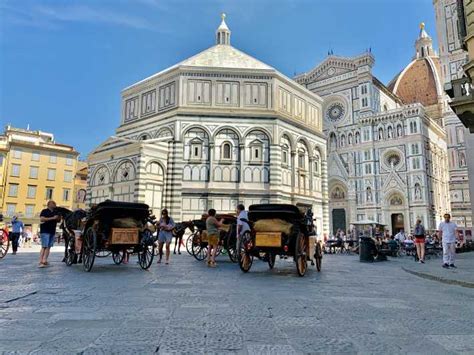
(401, 267, 474, 289)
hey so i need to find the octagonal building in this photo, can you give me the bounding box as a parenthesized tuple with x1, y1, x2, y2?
(88, 15, 329, 235)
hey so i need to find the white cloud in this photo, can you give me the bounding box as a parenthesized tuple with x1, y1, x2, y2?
(2, 2, 161, 31)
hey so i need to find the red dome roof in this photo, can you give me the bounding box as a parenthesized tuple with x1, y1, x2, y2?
(388, 57, 443, 107)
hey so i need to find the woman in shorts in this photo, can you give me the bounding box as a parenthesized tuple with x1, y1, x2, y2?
(414, 219, 426, 263)
(157, 209, 175, 265)
(206, 209, 223, 268)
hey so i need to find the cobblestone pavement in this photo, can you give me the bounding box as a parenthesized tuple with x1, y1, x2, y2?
(1, 247, 473, 354)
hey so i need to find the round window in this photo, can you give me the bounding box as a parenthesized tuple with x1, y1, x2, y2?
(326, 102, 345, 122)
(385, 152, 401, 168)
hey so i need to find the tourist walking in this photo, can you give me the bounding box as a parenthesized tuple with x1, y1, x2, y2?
(206, 209, 223, 268)
(10, 215, 24, 255)
(413, 219, 426, 263)
(236, 204, 250, 255)
(39, 201, 60, 268)
(157, 209, 175, 265)
(438, 213, 458, 269)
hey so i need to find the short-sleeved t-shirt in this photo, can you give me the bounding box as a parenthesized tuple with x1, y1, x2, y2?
(206, 216, 219, 236)
(237, 210, 250, 235)
(438, 221, 457, 243)
(40, 208, 58, 234)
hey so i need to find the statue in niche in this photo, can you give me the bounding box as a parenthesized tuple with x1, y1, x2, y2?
(397, 125, 403, 137)
(459, 152, 466, 167)
(366, 187, 372, 202)
(414, 183, 422, 200)
(388, 126, 393, 138)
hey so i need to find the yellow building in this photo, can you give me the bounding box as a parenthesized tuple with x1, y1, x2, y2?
(0, 126, 80, 232)
(73, 161, 88, 210)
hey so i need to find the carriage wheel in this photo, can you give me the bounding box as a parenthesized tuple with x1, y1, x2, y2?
(227, 241, 238, 263)
(65, 236, 76, 266)
(295, 233, 308, 277)
(267, 252, 276, 269)
(0, 234, 10, 259)
(138, 229, 155, 269)
(238, 232, 253, 273)
(314, 241, 322, 272)
(191, 233, 208, 261)
(82, 228, 97, 272)
(138, 244, 155, 270)
(185, 234, 194, 255)
(112, 250, 124, 265)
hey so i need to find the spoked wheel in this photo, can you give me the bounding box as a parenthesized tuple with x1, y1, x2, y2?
(227, 240, 238, 263)
(0, 233, 10, 259)
(267, 252, 276, 269)
(191, 233, 208, 261)
(295, 233, 308, 277)
(112, 250, 124, 265)
(185, 234, 194, 255)
(65, 236, 76, 266)
(239, 232, 254, 273)
(138, 244, 155, 270)
(314, 241, 322, 272)
(82, 228, 97, 272)
(138, 229, 155, 270)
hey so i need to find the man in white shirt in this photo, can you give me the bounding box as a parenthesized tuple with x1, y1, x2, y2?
(438, 213, 458, 269)
(236, 204, 250, 253)
(394, 230, 406, 243)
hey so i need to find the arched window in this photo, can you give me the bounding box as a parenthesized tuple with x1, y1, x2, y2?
(222, 142, 231, 160)
(387, 126, 393, 138)
(340, 134, 346, 147)
(298, 149, 305, 169)
(355, 131, 361, 144)
(378, 127, 384, 140)
(348, 133, 353, 145)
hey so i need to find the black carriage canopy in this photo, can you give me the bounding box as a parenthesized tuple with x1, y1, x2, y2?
(88, 200, 151, 221)
(248, 204, 304, 223)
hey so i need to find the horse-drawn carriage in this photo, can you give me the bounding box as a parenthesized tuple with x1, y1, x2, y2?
(239, 204, 322, 277)
(188, 214, 238, 262)
(63, 201, 156, 272)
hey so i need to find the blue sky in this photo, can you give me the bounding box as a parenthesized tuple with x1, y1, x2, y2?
(0, 0, 436, 157)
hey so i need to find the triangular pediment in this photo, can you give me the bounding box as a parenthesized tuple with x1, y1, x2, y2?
(299, 56, 358, 82)
(382, 170, 406, 191)
(328, 152, 349, 179)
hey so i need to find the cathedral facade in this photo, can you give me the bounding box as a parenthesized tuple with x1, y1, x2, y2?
(87, 16, 329, 235)
(295, 25, 450, 235)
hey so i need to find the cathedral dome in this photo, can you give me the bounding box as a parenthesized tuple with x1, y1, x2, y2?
(388, 23, 444, 107)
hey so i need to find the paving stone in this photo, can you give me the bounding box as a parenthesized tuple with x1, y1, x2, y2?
(1, 250, 473, 353)
(427, 334, 474, 352)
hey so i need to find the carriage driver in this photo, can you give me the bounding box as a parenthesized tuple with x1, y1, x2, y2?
(236, 204, 250, 250)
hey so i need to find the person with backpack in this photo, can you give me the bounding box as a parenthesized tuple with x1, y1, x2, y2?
(10, 215, 24, 255)
(413, 219, 426, 263)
